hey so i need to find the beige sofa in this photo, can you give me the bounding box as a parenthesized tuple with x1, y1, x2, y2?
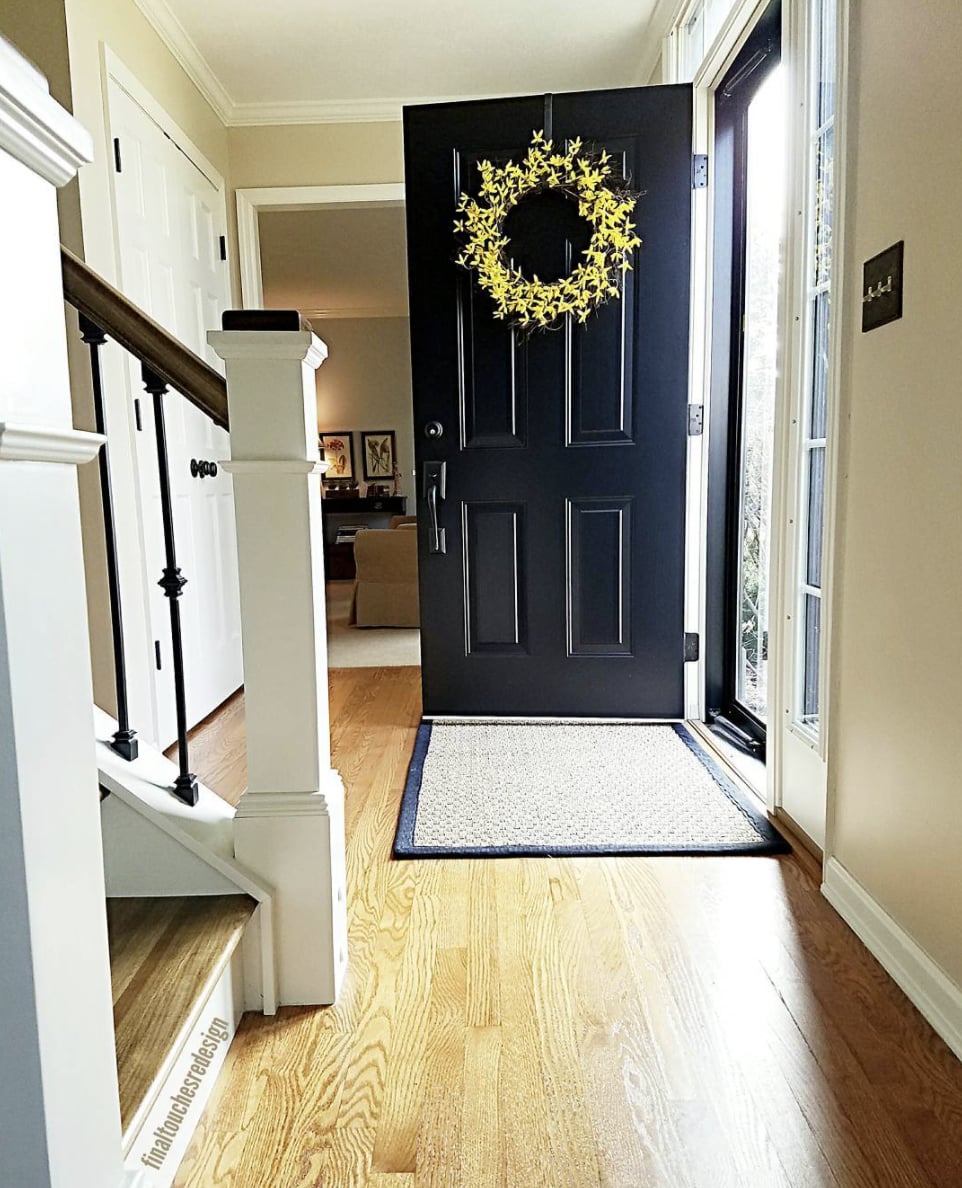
(351, 521, 419, 627)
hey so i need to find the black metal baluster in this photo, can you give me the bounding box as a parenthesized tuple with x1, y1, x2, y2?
(142, 364, 198, 805)
(80, 314, 139, 762)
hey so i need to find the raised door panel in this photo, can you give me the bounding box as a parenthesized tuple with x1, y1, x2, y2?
(567, 497, 633, 657)
(454, 147, 529, 450)
(463, 502, 527, 654)
(564, 140, 637, 447)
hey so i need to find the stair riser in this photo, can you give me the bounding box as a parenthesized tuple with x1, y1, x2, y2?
(124, 946, 243, 1186)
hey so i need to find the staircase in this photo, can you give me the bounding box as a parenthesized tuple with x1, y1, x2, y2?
(96, 710, 273, 1184)
(2, 37, 346, 1187)
(108, 896, 254, 1179)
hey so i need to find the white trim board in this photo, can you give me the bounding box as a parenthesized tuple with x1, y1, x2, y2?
(822, 858, 962, 1064)
(235, 183, 406, 310)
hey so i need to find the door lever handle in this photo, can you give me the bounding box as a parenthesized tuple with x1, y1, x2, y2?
(422, 460, 447, 555)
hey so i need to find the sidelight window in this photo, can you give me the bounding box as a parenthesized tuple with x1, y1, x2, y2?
(793, 0, 836, 739)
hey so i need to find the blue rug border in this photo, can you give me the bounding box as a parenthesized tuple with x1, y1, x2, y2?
(393, 720, 790, 860)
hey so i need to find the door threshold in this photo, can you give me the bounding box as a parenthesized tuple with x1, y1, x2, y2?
(688, 720, 767, 805)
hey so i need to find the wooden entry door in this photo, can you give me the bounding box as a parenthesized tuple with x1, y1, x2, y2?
(404, 87, 693, 718)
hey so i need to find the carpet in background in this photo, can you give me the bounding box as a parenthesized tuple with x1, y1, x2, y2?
(325, 581, 421, 669)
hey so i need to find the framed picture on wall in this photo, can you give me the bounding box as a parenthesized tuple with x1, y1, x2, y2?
(361, 431, 397, 480)
(319, 432, 355, 480)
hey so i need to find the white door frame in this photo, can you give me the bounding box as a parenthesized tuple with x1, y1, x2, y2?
(235, 184, 407, 311)
(769, 0, 851, 851)
(664, 0, 849, 844)
(680, 0, 777, 730)
(98, 47, 234, 745)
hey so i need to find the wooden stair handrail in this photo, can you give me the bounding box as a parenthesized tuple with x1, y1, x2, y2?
(61, 246, 229, 430)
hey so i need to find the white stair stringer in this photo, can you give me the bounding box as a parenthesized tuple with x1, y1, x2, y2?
(95, 708, 277, 1014)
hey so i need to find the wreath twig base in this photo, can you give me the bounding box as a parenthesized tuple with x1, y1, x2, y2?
(454, 130, 642, 333)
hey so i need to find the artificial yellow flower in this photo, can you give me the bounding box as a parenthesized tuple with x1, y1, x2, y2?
(454, 131, 642, 333)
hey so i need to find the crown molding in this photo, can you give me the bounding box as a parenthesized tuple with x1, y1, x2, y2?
(230, 97, 403, 126)
(230, 91, 507, 126)
(131, 0, 235, 124)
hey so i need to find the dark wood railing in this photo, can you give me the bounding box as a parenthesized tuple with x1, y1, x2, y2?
(62, 246, 228, 804)
(62, 247, 228, 430)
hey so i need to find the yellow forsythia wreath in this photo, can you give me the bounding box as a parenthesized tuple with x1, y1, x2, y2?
(454, 130, 642, 333)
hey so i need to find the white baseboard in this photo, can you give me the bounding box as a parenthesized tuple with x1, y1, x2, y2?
(822, 858, 962, 1063)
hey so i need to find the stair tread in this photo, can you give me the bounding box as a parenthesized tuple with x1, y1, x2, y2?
(107, 894, 255, 1136)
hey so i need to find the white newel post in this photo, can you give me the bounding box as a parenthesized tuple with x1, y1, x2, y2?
(209, 317, 348, 1006)
(0, 37, 130, 1188)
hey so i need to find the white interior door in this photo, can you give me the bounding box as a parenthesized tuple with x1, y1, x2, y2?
(107, 75, 242, 746)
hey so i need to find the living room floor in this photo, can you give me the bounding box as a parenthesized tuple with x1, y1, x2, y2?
(326, 580, 421, 668)
(173, 667, 962, 1188)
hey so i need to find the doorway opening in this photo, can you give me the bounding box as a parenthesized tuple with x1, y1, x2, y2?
(706, 0, 784, 762)
(256, 201, 420, 670)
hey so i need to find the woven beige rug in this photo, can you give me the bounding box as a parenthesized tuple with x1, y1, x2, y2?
(395, 720, 787, 857)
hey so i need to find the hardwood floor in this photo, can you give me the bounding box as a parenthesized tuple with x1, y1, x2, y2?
(173, 667, 962, 1187)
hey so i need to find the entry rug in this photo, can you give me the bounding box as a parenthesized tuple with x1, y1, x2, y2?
(394, 721, 788, 858)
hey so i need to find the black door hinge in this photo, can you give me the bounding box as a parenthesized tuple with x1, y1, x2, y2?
(113, 137, 122, 173)
(219, 235, 227, 261)
(133, 397, 143, 431)
(692, 153, 708, 189)
(684, 632, 700, 662)
(687, 404, 704, 436)
(154, 640, 162, 670)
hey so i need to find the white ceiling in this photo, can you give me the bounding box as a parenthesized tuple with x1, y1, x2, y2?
(259, 206, 409, 317)
(140, 0, 673, 123)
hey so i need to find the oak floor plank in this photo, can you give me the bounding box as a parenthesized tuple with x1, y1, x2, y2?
(173, 667, 962, 1188)
(461, 1026, 503, 1188)
(416, 1018, 465, 1188)
(611, 860, 799, 1188)
(371, 872, 441, 1173)
(494, 860, 554, 1188)
(524, 860, 604, 1188)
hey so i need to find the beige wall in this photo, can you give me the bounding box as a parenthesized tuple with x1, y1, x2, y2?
(227, 121, 403, 299)
(827, 0, 962, 986)
(228, 121, 403, 189)
(314, 319, 414, 502)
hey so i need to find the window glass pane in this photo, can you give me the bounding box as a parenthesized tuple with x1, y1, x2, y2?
(817, 0, 837, 125)
(685, 3, 706, 79)
(735, 66, 785, 721)
(814, 127, 834, 288)
(806, 446, 825, 587)
(810, 290, 830, 438)
(802, 593, 821, 723)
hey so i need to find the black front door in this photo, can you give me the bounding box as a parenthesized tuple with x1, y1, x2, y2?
(404, 86, 693, 717)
